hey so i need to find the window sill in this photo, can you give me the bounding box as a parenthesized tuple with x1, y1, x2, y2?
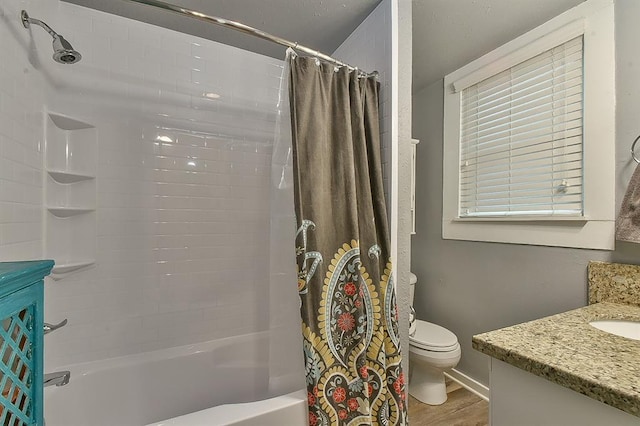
(443, 219, 615, 250)
(453, 216, 588, 224)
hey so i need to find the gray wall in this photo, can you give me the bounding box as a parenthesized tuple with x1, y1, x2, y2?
(411, 0, 640, 386)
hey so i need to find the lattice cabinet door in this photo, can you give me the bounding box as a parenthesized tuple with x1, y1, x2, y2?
(0, 261, 54, 426)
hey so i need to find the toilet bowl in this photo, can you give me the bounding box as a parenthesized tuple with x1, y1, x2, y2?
(408, 272, 461, 405)
(409, 320, 461, 405)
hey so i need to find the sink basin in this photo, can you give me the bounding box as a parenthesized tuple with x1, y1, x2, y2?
(589, 320, 640, 341)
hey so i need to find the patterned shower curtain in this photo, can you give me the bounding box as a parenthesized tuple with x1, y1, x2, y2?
(289, 54, 408, 426)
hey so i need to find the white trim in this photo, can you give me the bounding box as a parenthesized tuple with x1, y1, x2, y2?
(390, 0, 399, 288)
(451, 19, 585, 93)
(410, 138, 419, 235)
(444, 368, 490, 402)
(447, 0, 612, 92)
(444, 220, 615, 250)
(442, 0, 615, 250)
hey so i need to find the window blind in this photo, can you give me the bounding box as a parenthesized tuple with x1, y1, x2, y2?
(459, 36, 584, 218)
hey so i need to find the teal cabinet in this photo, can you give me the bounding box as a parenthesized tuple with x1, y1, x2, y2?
(0, 261, 54, 426)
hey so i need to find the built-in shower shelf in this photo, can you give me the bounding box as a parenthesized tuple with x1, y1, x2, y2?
(50, 260, 95, 280)
(44, 111, 97, 275)
(47, 170, 96, 184)
(47, 207, 95, 217)
(48, 113, 94, 130)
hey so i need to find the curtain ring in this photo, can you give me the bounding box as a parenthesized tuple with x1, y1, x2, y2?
(632, 135, 640, 164)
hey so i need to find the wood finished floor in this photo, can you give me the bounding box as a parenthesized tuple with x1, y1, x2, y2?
(408, 378, 489, 426)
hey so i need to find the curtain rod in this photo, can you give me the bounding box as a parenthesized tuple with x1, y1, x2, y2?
(121, 0, 375, 76)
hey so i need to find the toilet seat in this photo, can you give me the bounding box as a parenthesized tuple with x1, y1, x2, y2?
(409, 320, 458, 352)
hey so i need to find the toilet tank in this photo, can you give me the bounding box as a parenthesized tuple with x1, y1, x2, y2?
(409, 272, 417, 305)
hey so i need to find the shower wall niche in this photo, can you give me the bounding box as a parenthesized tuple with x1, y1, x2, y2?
(44, 113, 97, 279)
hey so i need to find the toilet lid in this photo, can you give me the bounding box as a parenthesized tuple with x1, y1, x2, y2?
(409, 320, 458, 351)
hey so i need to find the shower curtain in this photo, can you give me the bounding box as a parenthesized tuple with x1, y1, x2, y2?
(288, 51, 408, 426)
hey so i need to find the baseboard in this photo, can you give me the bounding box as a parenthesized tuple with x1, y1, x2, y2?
(444, 368, 490, 402)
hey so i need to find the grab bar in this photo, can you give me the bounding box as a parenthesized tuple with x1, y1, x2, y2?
(44, 319, 67, 335)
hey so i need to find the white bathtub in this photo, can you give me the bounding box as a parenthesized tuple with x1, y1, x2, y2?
(44, 333, 308, 426)
(148, 390, 307, 426)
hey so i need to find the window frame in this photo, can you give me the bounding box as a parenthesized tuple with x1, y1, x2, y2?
(442, 0, 615, 250)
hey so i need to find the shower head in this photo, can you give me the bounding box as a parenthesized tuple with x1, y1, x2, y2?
(51, 34, 82, 64)
(21, 10, 82, 64)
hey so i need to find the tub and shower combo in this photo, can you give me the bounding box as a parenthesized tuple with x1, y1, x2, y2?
(2, 0, 388, 423)
(45, 336, 307, 425)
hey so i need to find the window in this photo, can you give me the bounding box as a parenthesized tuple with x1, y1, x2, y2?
(459, 36, 583, 218)
(442, 0, 615, 250)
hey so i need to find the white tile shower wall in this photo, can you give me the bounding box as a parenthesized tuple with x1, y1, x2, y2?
(43, 3, 287, 368)
(0, 0, 57, 261)
(332, 0, 392, 210)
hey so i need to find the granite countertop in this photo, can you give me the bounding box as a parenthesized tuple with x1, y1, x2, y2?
(472, 302, 640, 417)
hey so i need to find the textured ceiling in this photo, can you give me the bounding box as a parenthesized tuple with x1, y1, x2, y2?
(62, 0, 382, 60)
(412, 0, 586, 92)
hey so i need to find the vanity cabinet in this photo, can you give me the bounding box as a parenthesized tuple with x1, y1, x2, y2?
(474, 302, 640, 425)
(475, 262, 640, 425)
(0, 261, 54, 426)
(490, 359, 639, 426)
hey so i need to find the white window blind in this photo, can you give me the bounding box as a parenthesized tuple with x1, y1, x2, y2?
(459, 36, 584, 218)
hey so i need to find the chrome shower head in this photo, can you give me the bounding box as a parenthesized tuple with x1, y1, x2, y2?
(51, 34, 82, 64)
(21, 10, 82, 64)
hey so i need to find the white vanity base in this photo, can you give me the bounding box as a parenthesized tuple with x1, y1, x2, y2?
(490, 359, 639, 426)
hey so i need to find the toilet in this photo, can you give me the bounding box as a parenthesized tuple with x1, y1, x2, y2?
(408, 273, 461, 405)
